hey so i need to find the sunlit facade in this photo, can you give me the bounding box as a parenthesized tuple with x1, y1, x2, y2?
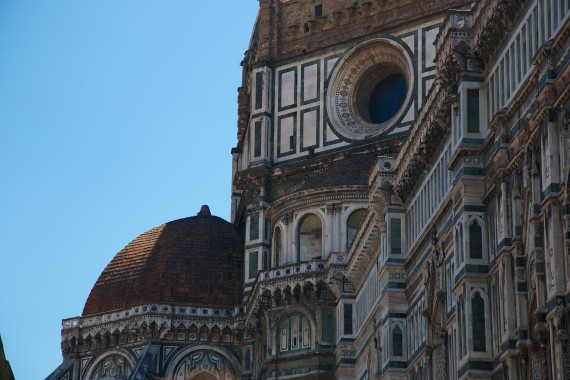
(48, 1, 570, 379)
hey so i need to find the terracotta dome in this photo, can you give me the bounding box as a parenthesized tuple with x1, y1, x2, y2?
(82, 206, 244, 316)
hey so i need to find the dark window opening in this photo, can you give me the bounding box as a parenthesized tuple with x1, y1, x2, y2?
(469, 220, 483, 259)
(368, 73, 406, 123)
(263, 250, 270, 269)
(255, 72, 264, 110)
(472, 292, 486, 352)
(254, 121, 262, 158)
(347, 209, 367, 249)
(322, 312, 333, 341)
(343, 304, 353, 335)
(393, 325, 403, 356)
(315, 4, 323, 18)
(249, 251, 258, 280)
(250, 213, 259, 241)
(467, 89, 480, 133)
(390, 218, 402, 255)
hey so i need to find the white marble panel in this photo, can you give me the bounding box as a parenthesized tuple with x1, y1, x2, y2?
(424, 28, 439, 69)
(279, 115, 295, 152)
(280, 70, 296, 108)
(424, 78, 435, 98)
(303, 64, 318, 102)
(401, 34, 415, 52)
(324, 121, 337, 144)
(402, 101, 415, 123)
(326, 57, 339, 79)
(302, 109, 318, 147)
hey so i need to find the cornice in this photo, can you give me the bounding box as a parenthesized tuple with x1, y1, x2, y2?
(346, 210, 383, 290)
(472, 0, 531, 70)
(266, 188, 368, 224)
(60, 303, 245, 356)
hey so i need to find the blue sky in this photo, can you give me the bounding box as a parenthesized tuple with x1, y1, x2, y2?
(0, 1, 259, 378)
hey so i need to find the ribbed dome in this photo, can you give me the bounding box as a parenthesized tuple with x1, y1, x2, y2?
(82, 208, 244, 316)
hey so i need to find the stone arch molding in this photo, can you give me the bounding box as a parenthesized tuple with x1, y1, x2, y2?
(270, 305, 318, 355)
(84, 348, 136, 379)
(165, 345, 240, 380)
(326, 38, 414, 140)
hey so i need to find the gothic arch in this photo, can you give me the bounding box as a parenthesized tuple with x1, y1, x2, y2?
(270, 306, 318, 355)
(164, 345, 241, 380)
(465, 215, 485, 261)
(469, 289, 488, 353)
(84, 348, 136, 379)
(391, 321, 405, 357)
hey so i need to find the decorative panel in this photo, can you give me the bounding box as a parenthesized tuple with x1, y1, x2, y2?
(279, 68, 297, 111)
(277, 113, 297, 157)
(301, 107, 319, 150)
(301, 61, 320, 104)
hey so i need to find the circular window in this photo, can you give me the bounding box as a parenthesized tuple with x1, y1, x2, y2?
(326, 39, 413, 141)
(365, 73, 407, 123)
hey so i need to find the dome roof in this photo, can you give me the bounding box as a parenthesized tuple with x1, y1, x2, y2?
(82, 206, 244, 316)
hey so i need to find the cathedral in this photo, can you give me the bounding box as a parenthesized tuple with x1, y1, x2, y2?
(47, 0, 570, 379)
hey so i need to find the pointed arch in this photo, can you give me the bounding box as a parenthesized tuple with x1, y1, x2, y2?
(85, 349, 136, 379)
(471, 291, 486, 352)
(469, 218, 483, 259)
(165, 346, 240, 380)
(392, 324, 403, 357)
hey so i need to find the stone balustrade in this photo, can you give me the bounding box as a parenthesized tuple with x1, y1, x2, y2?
(62, 303, 242, 331)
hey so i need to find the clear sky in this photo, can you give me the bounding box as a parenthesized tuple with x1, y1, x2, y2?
(0, 1, 259, 378)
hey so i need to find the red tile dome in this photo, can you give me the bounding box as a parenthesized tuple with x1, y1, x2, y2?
(82, 207, 244, 316)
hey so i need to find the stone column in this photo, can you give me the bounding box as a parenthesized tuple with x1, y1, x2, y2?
(379, 218, 387, 261)
(325, 203, 342, 255)
(550, 209, 566, 293)
(334, 204, 342, 253)
(282, 213, 291, 264)
(325, 204, 334, 258)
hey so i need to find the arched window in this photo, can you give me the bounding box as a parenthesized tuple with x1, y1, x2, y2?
(392, 324, 403, 356)
(469, 219, 483, 259)
(369, 74, 407, 123)
(274, 227, 282, 266)
(278, 314, 311, 353)
(298, 214, 322, 261)
(347, 209, 367, 249)
(472, 292, 486, 352)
